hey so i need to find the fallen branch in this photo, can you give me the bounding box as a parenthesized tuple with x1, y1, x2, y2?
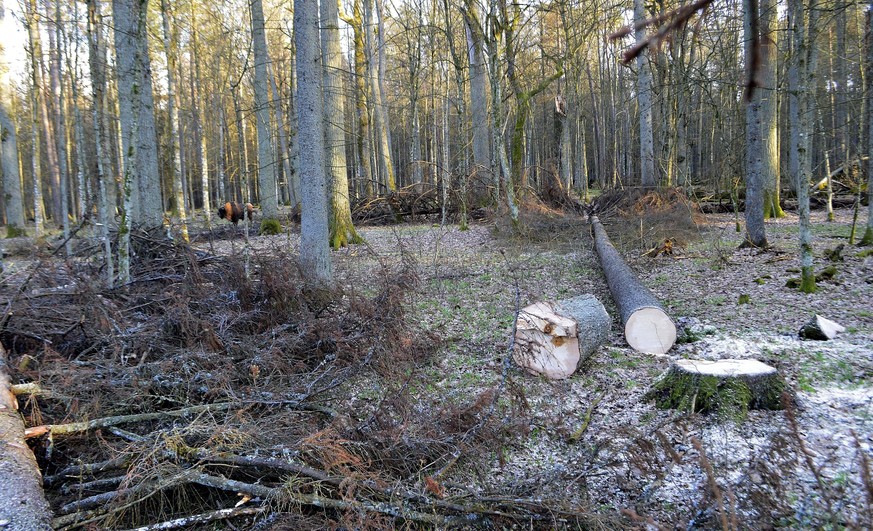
(186, 470, 467, 526)
(44, 456, 131, 488)
(118, 506, 266, 531)
(25, 402, 239, 439)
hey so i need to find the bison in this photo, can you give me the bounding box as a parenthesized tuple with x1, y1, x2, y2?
(217, 202, 254, 225)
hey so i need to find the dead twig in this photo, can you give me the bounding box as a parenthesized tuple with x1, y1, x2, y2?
(691, 436, 732, 531)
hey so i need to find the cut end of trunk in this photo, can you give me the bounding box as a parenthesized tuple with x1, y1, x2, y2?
(514, 296, 610, 379)
(624, 307, 677, 355)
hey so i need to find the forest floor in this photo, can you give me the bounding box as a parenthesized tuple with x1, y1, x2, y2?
(1, 199, 871, 529)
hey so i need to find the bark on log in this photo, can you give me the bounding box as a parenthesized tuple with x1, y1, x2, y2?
(514, 295, 610, 379)
(799, 314, 846, 340)
(647, 359, 786, 418)
(0, 345, 53, 530)
(589, 214, 676, 354)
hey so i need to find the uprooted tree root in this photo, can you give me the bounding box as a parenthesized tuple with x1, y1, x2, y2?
(0, 232, 610, 529)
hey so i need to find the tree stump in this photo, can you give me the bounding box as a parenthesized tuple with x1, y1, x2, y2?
(647, 359, 786, 419)
(799, 314, 845, 340)
(589, 215, 677, 354)
(513, 294, 610, 379)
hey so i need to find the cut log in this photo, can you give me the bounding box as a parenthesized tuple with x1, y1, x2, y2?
(647, 359, 786, 418)
(589, 215, 677, 354)
(513, 295, 610, 379)
(799, 314, 846, 340)
(0, 345, 53, 530)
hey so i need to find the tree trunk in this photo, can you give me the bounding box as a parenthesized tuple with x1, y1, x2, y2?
(160, 0, 189, 241)
(87, 0, 113, 288)
(463, 7, 491, 199)
(50, 0, 70, 250)
(367, 0, 395, 191)
(761, 0, 783, 218)
(322, 0, 361, 248)
(0, 105, 25, 234)
(793, 0, 819, 291)
(191, 24, 210, 222)
(0, 345, 53, 530)
(296, 0, 333, 284)
(634, 0, 655, 188)
(0, 6, 25, 233)
(340, 0, 374, 197)
(113, 0, 162, 227)
(268, 64, 292, 207)
(232, 86, 250, 203)
(514, 295, 610, 379)
(250, 0, 278, 222)
(743, 0, 769, 248)
(25, 2, 45, 236)
(485, 10, 517, 224)
(864, 4, 873, 245)
(788, 0, 802, 196)
(66, 0, 88, 221)
(589, 214, 676, 354)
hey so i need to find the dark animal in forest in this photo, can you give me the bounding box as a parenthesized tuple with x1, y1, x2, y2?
(218, 202, 254, 225)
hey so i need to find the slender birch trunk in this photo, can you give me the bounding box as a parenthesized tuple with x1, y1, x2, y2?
(232, 86, 250, 203)
(339, 0, 374, 197)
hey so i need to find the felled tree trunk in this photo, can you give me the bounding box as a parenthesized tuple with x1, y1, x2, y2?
(589, 215, 677, 354)
(514, 295, 610, 379)
(648, 359, 786, 419)
(0, 345, 53, 529)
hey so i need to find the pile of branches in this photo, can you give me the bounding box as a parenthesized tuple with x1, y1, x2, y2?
(0, 234, 600, 529)
(592, 187, 703, 251)
(352, 185, 444, 225)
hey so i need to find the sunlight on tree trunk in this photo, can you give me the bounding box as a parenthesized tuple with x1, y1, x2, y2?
(323, 0, 362, 248)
